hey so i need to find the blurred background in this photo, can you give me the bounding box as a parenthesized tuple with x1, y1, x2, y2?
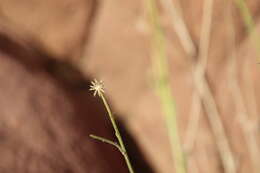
(1, 0, 260, 173)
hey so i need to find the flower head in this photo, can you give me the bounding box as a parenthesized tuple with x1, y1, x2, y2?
(89, 79, 105, 97)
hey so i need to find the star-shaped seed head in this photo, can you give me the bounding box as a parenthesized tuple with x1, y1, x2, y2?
(89, 79, 105, 97)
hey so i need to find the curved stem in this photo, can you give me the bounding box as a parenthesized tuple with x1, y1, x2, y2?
(100, 93, 135, 173)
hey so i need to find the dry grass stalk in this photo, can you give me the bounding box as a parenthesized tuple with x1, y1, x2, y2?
(184, 92, 201, 152)
(194, 1, 236, 173)
(159, 0, 196, 57)
(161, 0, 237, 172)
(226, 4, 260, 172)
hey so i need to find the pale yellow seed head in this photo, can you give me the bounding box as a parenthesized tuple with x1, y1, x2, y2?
(89, 79, 105, 97)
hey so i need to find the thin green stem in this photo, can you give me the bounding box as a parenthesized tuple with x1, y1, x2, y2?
(146, 0, 187, 173)
(100, 93, 135, 173)
(89, 80, 135, 173)
(89, 134, 123, 153)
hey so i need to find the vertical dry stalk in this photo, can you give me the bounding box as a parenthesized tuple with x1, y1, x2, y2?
(164, 0, 236, 173)
(235, 0, 260, 154)
(243, 60, 260, 169)
(227, 4, 260, 173)
(229, 56, 260, 172)
(194, 76, 237, 173)
(184, 92, 201, 152)
(159, 0, 196, 57)
(157, 0, 201, 154)
(158, 0, 202, 155)
(194, 0, 237, 173)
